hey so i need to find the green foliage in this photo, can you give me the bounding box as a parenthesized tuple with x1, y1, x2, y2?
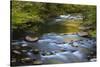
(11, 1, 96, 39)
(82, 6, 96, 26)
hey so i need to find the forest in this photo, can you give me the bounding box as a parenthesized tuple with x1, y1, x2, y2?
(11, 0, 96, 66)
(11, 0, 96, 40)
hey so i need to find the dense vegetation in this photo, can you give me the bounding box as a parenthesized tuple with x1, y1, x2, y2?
(11, 1, 96, 39)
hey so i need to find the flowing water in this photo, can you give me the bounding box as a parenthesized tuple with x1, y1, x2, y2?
(11, 33, 96, 66)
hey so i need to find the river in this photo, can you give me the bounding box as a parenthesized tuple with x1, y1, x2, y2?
(11, 33, 96, 66)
